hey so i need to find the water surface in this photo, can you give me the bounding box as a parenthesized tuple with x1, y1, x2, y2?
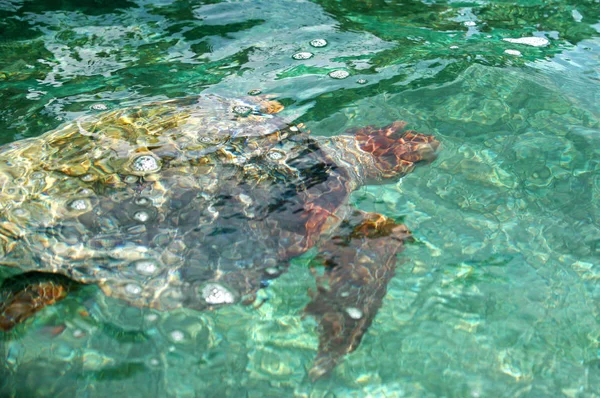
(1, 0, 599, 396)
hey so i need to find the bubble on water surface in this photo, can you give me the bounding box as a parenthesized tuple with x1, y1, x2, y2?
(292, 52, 313, 60)
(145, 313, 158, 322)
(357, 78, 368, 84)
(90, 103, 108, 111)
(464, 21, 476, 27)
(131, 155, 161, 174)
(503, 37, 549, 47)
(247, 89, 262, 95)
(504, 49, 522, 56)
(310, 39, 327, 48)
(202, 283, 235, 304)
(267, 150, 284, 160)
(125, 283, 142, 295)
(233, 105, 252, 116)
(133, 211, 150, 223)
(69, 199, 88, 211)
(328, 70, 350, 79)
(134, 260, 158, 275)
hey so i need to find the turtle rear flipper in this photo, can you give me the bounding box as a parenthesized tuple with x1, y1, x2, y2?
(0, 273, 77, 331)
(305, 211, 412, 380)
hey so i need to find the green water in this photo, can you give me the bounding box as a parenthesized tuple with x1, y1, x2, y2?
(1, 0, 599, 396)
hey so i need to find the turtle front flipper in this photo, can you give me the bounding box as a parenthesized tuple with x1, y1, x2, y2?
(305, 211, 412, 380)
(0, 273, 77, 331)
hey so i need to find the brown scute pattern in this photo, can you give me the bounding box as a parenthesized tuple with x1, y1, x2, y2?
(355, 120, 440, 178)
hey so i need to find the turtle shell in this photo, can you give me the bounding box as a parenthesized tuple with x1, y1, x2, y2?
(0, 95, 351, 310)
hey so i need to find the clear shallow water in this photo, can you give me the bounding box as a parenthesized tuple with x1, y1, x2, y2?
(0, 0, 599, 396)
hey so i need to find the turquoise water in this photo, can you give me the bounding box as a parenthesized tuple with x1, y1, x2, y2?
(1, 0, 599, 396)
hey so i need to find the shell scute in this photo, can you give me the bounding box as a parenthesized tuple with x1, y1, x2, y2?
(0, 95, 341, 310)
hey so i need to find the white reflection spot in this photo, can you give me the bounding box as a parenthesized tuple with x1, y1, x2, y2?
(503, 37, 549, 47)
(504, 49, 522, 56)
(125, 283, 142, 295)
(69, 199, 87, 211)
(170, 330, 185, 342)
(133, 211, 150, 223)
(346, 307, 363, 320)
(202, 283, 235, 304)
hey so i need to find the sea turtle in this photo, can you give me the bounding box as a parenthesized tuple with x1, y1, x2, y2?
(0, 94, 439, 379)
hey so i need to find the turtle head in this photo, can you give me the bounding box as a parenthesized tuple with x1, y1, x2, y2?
(353, 121, 439, 179)
(320, 121, 439, 185)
